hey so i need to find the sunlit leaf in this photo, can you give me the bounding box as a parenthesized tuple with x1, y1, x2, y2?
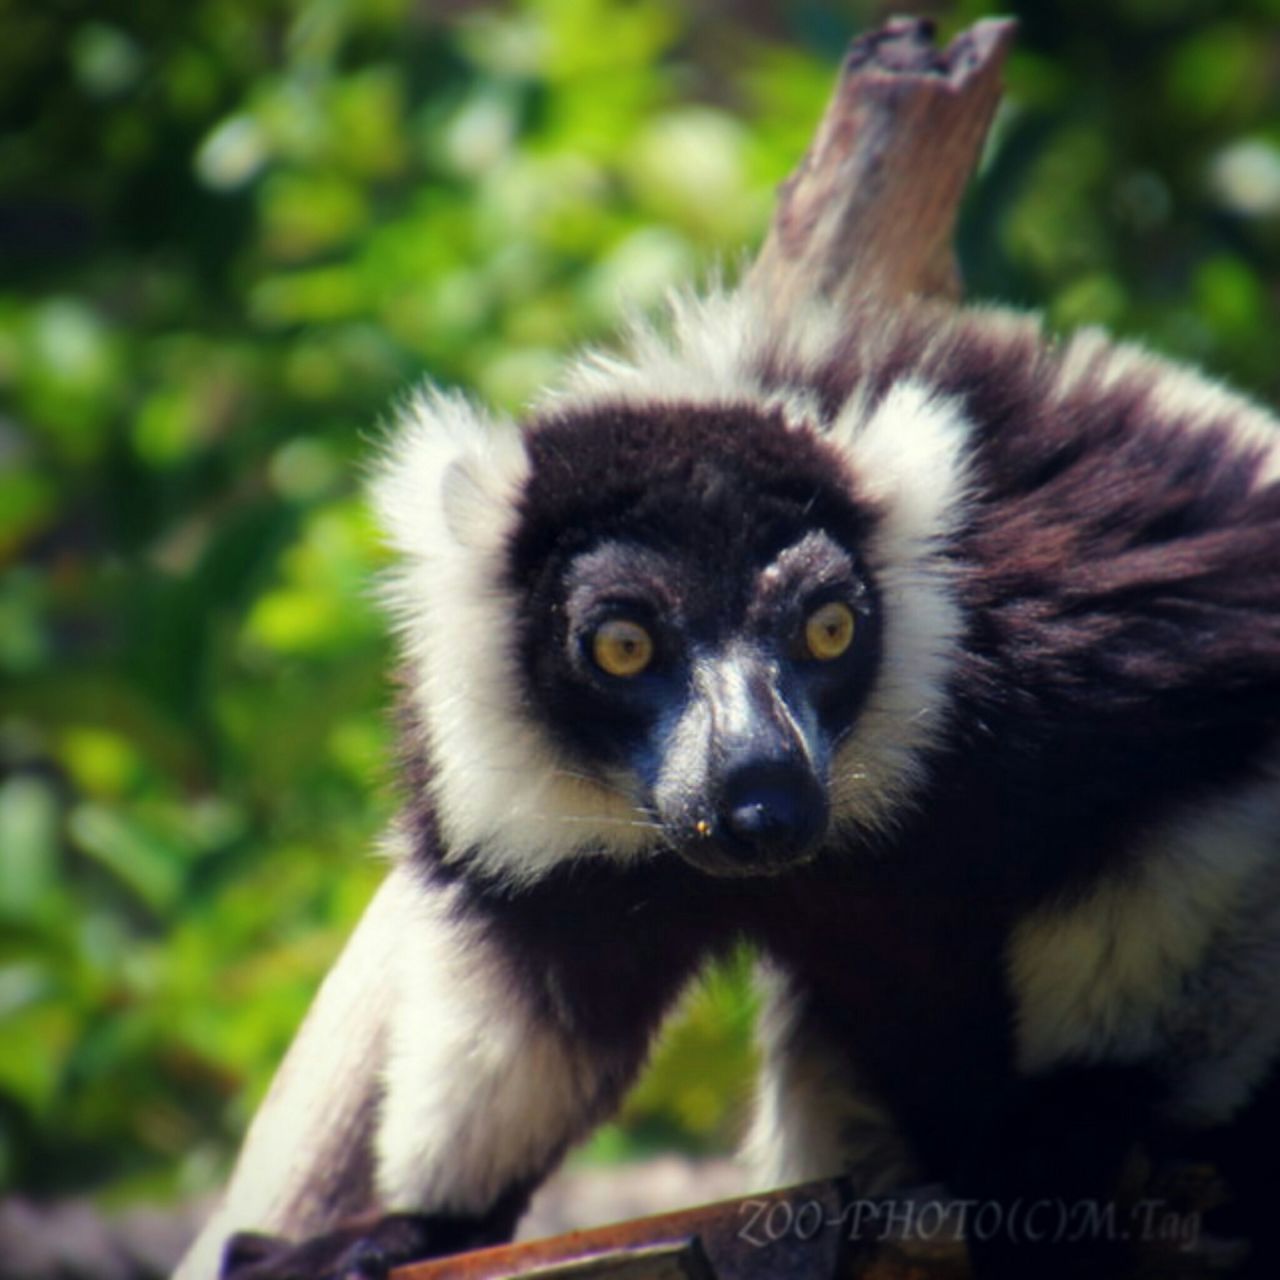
(67, 804, 185, 913)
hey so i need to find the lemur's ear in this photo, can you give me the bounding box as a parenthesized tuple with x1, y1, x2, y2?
(371, 387, 528, 558)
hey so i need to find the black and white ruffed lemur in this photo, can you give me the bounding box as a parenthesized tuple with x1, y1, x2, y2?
(179, 289, 1280, 1280)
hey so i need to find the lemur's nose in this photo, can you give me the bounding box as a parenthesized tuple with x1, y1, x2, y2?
(720, 758, 826, 858)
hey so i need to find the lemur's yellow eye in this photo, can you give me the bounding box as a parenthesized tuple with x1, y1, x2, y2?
(592, 619, 654, 678)
(803, 602, 856, 661)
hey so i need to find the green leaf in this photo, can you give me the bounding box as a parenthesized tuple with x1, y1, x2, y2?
(67, 804, 184, 913)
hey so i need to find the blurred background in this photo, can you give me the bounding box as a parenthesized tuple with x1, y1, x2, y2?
(3, 0, 1280, 1269)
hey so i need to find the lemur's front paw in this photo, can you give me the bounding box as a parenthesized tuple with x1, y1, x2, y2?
(219, 1212, 460, 1280)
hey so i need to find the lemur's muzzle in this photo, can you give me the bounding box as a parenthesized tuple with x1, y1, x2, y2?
(662, 645, 828, 876)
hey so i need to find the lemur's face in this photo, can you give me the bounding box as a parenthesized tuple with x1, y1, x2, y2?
(510, 404, 882, 876)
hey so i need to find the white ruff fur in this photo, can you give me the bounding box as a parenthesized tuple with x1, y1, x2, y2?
(824, 381, 971, 835)
(543, 287, 837, 429)
(375, 288, 971, 883)
(372, 390, 655, 886)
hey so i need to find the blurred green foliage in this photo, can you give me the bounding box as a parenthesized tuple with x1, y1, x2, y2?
(1, 0, 1278, 1208)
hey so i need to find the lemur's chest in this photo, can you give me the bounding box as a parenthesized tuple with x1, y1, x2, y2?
(751, 872, 1020, 1143)
(756, 875, 1010, 1024)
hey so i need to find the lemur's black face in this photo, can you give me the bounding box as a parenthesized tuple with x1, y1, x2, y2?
(509, 403, 882, 876)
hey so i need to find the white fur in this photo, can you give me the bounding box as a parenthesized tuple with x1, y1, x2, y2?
(1009, 760, 1280, 1124)
(544, 286, 842, 420)
(377, 869, 616, 1212)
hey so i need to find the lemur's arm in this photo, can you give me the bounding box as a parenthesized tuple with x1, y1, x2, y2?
(369, 860, 659, 1240)
(176, 859, 708, 1279)
(174, 870, 399, 1280)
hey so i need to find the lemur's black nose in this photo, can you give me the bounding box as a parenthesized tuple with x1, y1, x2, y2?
(720, 759, 826, 858)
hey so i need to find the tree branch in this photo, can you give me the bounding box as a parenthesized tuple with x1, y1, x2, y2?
(748, 16, 1016, 312)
